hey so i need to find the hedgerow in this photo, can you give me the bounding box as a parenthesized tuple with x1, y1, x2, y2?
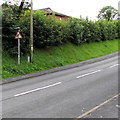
(2, 5, 119, 56)
(68, 17, 119, 45)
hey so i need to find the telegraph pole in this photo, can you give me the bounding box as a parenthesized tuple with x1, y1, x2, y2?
(118, 1, 120, 20)
(30, 0, 33, 62)
(18, 0, 33, 62)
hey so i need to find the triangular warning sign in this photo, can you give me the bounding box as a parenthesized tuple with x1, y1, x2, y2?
(15, 32, 23, 39)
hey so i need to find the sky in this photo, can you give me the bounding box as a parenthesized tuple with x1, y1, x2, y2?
(1, 0, 119, 20)
(33, 0, 119, 20)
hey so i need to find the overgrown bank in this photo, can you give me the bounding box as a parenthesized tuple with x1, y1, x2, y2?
(1, 4, 120, 79)
(3, 39, 119, 79)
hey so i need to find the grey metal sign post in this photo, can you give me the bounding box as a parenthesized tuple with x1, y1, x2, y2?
(15, 30, 23, 64)
(18, 39, 20, 64)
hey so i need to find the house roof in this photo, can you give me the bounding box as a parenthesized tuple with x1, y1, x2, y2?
(39, 7, 53, 12)
(38, 7, 69, 17)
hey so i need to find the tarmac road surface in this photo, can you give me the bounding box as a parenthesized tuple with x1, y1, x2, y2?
(2, 55, 119, 118)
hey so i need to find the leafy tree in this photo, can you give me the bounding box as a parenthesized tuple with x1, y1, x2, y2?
(97, 6, 118, 21)
(2, 2, 30, 55)
(2, 3, 119, 56)
(2, 3, 21, 55)
(2, 0, 20, 5)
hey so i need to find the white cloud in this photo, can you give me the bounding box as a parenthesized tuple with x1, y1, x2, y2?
(33, 0, 119, 20)
(1, 0, 119, 20)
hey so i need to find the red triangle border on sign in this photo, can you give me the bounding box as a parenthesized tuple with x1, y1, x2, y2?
(15, 32, 23, 39)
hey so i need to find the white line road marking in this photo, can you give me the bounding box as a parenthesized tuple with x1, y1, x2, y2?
(109, 64, 119, 68)
(14, 82, 62, 97)
(76, 70, 102, 79)
(76, 93, 120, 119)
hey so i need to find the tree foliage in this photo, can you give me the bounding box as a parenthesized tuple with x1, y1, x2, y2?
(2, 0, 20, 5)
(2, 3, 20, 55)
(19, 10, 69, 49)
(97, 6, 118, 21)
(2, 4, 119, 56)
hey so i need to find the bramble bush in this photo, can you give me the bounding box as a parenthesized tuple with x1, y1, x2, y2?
(2, 4, 119, 56)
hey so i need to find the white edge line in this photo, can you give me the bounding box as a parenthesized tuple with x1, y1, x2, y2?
(14, 82, 62, 97)
(76, 70, 102, 79)
(76, 93, 120, 119)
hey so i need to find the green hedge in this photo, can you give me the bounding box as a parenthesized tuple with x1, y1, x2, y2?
(68, 17, 119, 45)
(19, 11, 69, 49)
(2, 6, 120, 55)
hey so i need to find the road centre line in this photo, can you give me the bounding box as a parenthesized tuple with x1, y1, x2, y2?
(109, 64, 119, 68)
(14, 64, 118, 97)
(76, 93, 120, 119)
(14, 82, 62, 97)
(76, 70, 102, 79)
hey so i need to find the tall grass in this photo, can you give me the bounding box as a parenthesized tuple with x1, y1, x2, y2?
(2, 39, 119, 79)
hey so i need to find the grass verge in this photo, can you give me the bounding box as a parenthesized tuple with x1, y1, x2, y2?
(2, 39, 119, 79)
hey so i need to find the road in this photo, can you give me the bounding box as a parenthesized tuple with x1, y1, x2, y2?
(2, 55, 119, 118)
